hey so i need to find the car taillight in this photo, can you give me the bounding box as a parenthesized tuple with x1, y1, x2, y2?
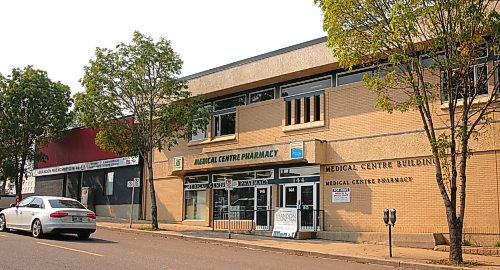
(50, 212, 69, 218)
(87, 213, 96, 219)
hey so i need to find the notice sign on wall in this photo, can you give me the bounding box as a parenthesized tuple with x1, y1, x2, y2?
(332, 187, 351, 203)
(290, 141, 304, 160)
(272, 208, 298, 238)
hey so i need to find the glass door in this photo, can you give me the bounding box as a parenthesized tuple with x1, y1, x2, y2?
(254, 186, 271, 230)
(282, 183, 318, 231)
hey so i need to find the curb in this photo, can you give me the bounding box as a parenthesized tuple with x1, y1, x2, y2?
(97, 224, 475, 270)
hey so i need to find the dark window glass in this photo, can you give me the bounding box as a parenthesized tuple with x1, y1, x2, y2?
(286, 100, 292, 125)
(250, 89, 275, 103)
(214, 113, 236, 137)
(18, 197, 34, 207)
(304, 97, 311, 123)
(28, 197, 43, 208)
(213, 188, 254, 220)
(281, 77, 331, 97)
(337, 69, 373, 86)
(496, 62, 500, 93)
(295, 99, 301, 124)
(185, 175, 209, 184)
(49, 199, 86, 209)
(441, 64, 488, 102)
(214, 96, 246, 111)
(314, 95, 321, 121)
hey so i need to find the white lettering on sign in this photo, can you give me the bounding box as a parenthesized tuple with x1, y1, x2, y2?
(33, 156, 139, 177)
(332, 187, 351, 203)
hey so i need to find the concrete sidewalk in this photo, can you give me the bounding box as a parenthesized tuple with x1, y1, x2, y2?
(96, 217, 500, 270)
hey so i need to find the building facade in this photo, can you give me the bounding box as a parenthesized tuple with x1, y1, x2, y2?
(34, 127, 142, 219)
(145, 37, 500, 246)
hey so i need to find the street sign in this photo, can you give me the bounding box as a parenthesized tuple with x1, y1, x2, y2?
(224, 178, 234, 190)
(127, 177, 140, 188)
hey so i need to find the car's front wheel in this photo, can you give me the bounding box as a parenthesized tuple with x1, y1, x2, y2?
(31, 219, 44, 238)
(0, 215, 7, 232)
(77, 233, 91, 240)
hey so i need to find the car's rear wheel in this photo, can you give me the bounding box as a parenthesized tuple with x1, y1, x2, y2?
(77, 233, 91, 240)
(0, 215, 7, 232)
(31, 219, 44, 238)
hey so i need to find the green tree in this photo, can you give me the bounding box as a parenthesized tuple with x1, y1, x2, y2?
(315, 0, 499, 263)
(74, 31, 210, 229)
(0, 66, 72, 200)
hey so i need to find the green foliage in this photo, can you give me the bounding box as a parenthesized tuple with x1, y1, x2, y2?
(495, 241, 500, 248)
(75, 31, 210, 159)
(0, 66, 72, 196)
(74, 31, 210, 229)
(315, 0, 499, 264)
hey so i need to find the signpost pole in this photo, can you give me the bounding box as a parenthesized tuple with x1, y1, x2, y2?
(129, 183, 135, 228)
(228, 188, 231, 239)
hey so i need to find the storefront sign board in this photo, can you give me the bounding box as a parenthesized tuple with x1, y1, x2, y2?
(33, 156, 139, 177)
(272, 208, 298, 238)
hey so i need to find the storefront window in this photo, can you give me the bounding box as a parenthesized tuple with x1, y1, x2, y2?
(184, 190, 206, 220)
(184, 175, 208, 220)
(213, 187, 254, 220)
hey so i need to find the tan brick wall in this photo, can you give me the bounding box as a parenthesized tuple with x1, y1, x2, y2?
(148, 53, 500, 233)
(322, 151, 500, 235)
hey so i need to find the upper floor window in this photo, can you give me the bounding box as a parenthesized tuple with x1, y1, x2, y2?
(250, 88, 275, 103)
(337, 68, 375, 86)
(214, 95, 246, 111)
(441, 64, 488, 102)
(281, 77, 332, 97)
(212, 95, 246, 137)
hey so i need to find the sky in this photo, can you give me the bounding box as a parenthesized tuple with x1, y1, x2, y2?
(0, 0, 326, 96)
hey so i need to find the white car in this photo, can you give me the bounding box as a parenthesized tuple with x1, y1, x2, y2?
(0, 196, 96, 239)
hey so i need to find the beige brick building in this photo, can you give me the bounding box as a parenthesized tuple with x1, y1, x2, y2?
(142, 37, 500, 247)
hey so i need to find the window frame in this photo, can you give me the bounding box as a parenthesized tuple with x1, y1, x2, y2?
(280, 75, 332, 98)
(278, 165, 321, 179)
(213, 111, 236, 137)
(441, 63, 489, 102)
(249, 88, 275, 104)
(213, 94, 246, 112)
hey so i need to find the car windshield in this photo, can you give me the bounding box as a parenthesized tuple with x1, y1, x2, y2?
(48, 199, 86, 209)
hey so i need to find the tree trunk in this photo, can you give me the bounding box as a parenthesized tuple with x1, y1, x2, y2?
(147, 150, 159, 230)
(16, 156, 26, 202)
(448, 220, 463, 263)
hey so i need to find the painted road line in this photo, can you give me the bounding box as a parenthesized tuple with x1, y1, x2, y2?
(37, 242, 103, 257)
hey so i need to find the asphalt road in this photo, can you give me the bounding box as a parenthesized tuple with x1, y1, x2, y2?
(0, 228, 393, 270)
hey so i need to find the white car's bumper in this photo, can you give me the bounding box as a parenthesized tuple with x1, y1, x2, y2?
(42, 221, 96, 234)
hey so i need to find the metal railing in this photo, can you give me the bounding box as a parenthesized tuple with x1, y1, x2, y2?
(211, 209, 324, 232)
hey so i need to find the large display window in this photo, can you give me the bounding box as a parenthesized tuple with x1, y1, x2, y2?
(184, 175, 209, 220)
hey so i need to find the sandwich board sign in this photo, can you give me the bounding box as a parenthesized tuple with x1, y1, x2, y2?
(272, 208, 298, 238)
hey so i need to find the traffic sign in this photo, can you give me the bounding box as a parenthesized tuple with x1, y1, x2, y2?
(127, 177, 140, 188)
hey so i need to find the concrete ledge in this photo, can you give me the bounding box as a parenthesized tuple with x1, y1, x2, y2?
(317, 231, 437, 249)
(97, 225, 466, 270)
(435, 245, 500, 256)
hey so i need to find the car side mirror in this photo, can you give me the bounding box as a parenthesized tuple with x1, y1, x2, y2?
(10, 203, 16, 208)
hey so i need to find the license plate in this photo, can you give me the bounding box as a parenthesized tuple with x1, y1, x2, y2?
(72, 216, 84, 222)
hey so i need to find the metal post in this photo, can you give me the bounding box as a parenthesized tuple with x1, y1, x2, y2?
(129, 184, 135, 229)
(388, 224, 392, 257)
(227, 189, 231, 239)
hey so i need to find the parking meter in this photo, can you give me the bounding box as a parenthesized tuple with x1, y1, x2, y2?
(383, 209, 389, 225)
(390, 209, 397, 226)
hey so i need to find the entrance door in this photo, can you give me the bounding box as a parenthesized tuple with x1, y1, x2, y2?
(254, 186, 271, 230)
(282, 183, 318, 231)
